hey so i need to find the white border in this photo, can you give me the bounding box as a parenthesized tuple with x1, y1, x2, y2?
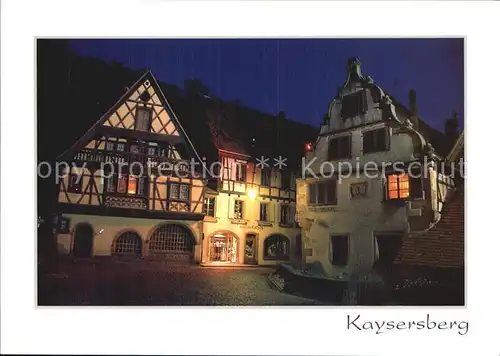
(1, 0, 499, 355)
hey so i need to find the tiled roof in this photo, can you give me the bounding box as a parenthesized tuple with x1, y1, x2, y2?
(171, 94, 319, 169)
(395, 190, 464, 268)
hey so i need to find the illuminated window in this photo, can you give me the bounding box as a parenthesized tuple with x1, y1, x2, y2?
(204, 197, 216, 217)
(127, 176, 137, 194)
(117, 174, 128, 193)
(234, 200, 244, 219)
(106, 174, 147, 197)
(387, 173, 410, 200)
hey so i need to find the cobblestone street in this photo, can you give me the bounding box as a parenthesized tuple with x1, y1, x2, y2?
(38, 260, 321, 306)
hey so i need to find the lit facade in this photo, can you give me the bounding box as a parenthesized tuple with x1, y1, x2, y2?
(296, 58, 456, 277)
(201, 149, 302, 266)
(54, 72, 206, 263)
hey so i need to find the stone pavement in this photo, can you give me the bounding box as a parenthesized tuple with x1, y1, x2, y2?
(38, 260, 322, 306)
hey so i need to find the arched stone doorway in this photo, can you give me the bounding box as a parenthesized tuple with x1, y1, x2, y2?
(112, 231, 143, 257)
(73, 223, 94, 258)
(148, 223, 194, 262)
(209, 231, 238, 263)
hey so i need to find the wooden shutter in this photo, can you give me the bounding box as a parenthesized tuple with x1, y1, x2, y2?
(363, 130, 374, 153)
(255, 201, 261, 221)
(246, 162, 255, 184)
(381, 176, 388, 200)
(269, 202, 276, 222)
(326, 179, 337, 205)
(384, 126, 391, 151)
(339, 135, 351, 158)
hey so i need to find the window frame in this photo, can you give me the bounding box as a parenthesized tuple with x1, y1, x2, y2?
(280, 204, 291, 225)
(330, 234, 349, 266)
(259, 202, 270, 222)
(308, 179, 337, 206)
(363, 126, 391, 154)
(385, 172, 410, 201)
(340, 90, 367, 119)
(233, 199, 245, 220)
(328, 134, 352, 160)
(134, 106, 153, 132)
(105, 173, 148, 197)
(203, 196, 216, 218)
(261, 168, 271, 187)
(168, 182, 191, 202)
(235, 162, 247, 182)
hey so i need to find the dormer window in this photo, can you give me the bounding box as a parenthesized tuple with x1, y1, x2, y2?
(340, 90, 367, 119)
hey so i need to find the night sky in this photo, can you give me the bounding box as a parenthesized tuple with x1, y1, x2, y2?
(70, 38, 464, 131)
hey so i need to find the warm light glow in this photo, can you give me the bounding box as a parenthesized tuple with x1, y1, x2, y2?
(99, 229, 104, 234)
(247, 188, 257, 200)
(388, 173, 409, 199)
(305, 142, 313, 152)
(127, 176, 137, 194)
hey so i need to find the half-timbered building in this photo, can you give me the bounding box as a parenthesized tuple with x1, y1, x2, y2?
(54, 72, 207, 263)
(180, 100, 318, 266)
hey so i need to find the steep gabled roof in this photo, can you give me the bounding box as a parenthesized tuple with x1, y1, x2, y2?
(395, 190, 464, 268)
(56, 71, 206, 172)
(166, 94, 319, 171)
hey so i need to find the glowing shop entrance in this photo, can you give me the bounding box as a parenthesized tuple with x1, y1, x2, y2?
(209, 233, 238, 263)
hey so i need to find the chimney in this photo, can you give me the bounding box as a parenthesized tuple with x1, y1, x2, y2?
(409, 89, 419, 129)
(445, 111, 460, 144)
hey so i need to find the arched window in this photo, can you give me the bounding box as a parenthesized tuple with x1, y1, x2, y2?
(149, 224, 193, 253)
(264, 234, 290, 260)
(112, 231, 142, 256)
